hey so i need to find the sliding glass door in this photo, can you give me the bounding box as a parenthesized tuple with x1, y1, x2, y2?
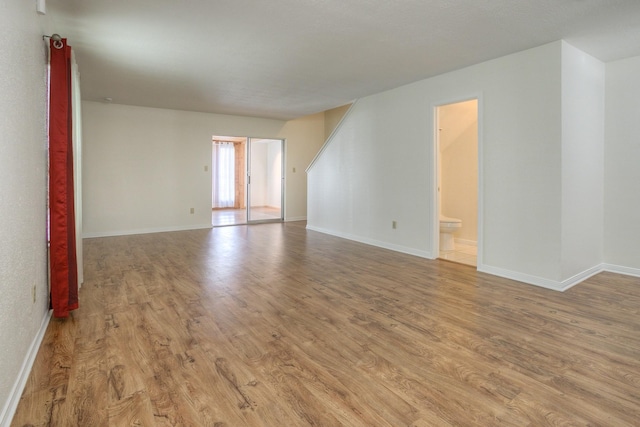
(247, 138, 284, 223)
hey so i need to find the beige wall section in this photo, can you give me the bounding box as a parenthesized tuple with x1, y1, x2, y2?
(324, 104, 352, 140)
(82, 102, 325, 236)
(439, 100, 478, 243)
(278, 112, 326, 221)
(82, 102, 287, 236)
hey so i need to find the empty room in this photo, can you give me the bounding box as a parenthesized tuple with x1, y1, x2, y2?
(3, 1, 640, 426)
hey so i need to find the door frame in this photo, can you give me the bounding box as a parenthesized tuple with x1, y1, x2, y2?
(431, 94, 484, 268)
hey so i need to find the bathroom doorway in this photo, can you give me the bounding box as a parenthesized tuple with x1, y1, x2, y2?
(435, 99, 479, 266)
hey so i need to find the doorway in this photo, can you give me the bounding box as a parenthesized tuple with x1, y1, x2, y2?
(247, 138, 284, 222)
(435, 99, 479, 266)
(211, 135, 284, 226)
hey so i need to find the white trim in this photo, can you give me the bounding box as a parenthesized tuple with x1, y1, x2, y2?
(0, 310, 52, 427)
(285, 216, 307, 222)
(306, 225, 434, 259)
(431, 104, 440, 260)
(603, 263, 640, 278)
(83, 224, 213, 238)
(476, 95, 485, 267)
(306, 101, 357, 173)
(478, 265, 564, 291)
(478, 264, 603, 292)
(559, 265, 605, 291)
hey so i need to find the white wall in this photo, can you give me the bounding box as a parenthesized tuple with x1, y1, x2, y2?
(560, 42, 605, 280)
(266, 140, 282, 208)
(0, 1, 51, 424)
(250, 141, 269, 207)
(308, 42, 568, 285)
(604, 55, 640, 272)
(249, 139, 283, 210)
(308, 41, 617, 289)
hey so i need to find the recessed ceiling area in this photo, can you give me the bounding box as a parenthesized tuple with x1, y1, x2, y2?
(45, 0, 640, 120)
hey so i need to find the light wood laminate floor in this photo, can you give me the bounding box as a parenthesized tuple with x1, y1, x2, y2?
(12, 222, 640, 426)
(212, 207, 281, 227)
(439, 242, 477, 267)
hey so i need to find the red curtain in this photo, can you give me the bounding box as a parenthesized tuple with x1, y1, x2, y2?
(49, 38, 78, 318)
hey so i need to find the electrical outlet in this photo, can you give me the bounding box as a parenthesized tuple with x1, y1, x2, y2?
(190, 208, 195, 214)
(392, 221, 397, 229)
(204, 165, 208, 172)
(32, 284, 36, 303)
(293, 167, 296, 173)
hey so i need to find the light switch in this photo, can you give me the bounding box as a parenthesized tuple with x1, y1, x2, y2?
(204, 165, 208, 172)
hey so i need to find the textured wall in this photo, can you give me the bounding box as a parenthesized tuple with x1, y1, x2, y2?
(0, 0, 50, 422)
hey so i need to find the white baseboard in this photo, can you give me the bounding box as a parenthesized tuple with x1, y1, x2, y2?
(83, 223, 213, 238)
(602, 263, 640, 278)
(0, 309, 52, 427)
(478, 264, 603, 292)
(285, 216, 307, 222)
(559, 265, 605, 291)
(478, 265, 565, 291)
(477, 263, 631, 292)
(306, 225, 434, 259)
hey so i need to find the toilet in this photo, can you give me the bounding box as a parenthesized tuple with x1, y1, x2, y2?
(439, 215, 462, 251)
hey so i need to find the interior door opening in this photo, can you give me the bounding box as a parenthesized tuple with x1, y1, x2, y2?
(435, 99, 479, 267)
(247, 138, 284, 223)
(211, 135, 284, 226)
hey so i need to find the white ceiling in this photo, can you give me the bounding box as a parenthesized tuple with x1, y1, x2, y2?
(46, 0, 640, 120)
